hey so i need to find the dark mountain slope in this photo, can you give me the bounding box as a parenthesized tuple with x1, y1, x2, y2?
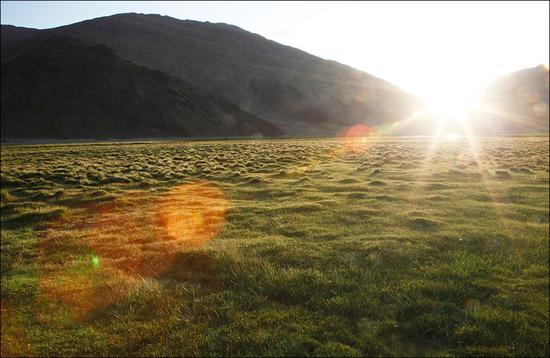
(1, 36, 282, 139)
(0, 24, 40, 51)
(1, 25, 45, 66)
(36, 13, 419, 135)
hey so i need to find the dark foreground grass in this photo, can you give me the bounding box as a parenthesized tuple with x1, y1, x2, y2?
(1, 136, 549, 356)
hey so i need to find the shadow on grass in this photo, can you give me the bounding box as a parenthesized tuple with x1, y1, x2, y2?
(158, 251, 223, 291)
(0, 207, 70, 230)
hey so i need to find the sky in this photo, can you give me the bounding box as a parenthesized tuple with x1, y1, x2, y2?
(1, 1, 548, 106)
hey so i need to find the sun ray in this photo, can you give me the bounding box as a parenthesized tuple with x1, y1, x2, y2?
(473, 102, 547, 129)
(457, 116, 510, 229)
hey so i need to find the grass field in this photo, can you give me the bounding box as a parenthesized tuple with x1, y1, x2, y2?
(1, 136, 549, 357)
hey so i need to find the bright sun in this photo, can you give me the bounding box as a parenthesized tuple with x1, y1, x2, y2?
(415, 86, 483, 141)
(425, 90, 480, 122)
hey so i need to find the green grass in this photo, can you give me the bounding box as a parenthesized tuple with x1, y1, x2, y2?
(1, 136, 549, 356)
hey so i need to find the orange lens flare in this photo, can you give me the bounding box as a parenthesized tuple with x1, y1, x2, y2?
(82, 180, 227, 276)
(38, 266, 134, 320)
(156, 181, 227, 247)
(333, 124, 376, 155)
(38, 180, 227, 318)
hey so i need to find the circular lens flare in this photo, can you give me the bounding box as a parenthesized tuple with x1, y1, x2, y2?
(38, 180, 227, 319)
(156, 181, 227, 247)
(337, 124, 376, 153)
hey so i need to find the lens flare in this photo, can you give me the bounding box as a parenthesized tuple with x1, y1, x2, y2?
(39, 265, 134, 320)
(90, 254, 100, 269)
(38, 180, 227, 319)
(80, 180, 227, 276)
(340, 124, 376, 153)
(156, 180, 227, 247)
(345, 124, 375, 137)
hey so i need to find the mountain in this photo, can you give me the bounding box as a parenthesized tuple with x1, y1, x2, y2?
(0, 24, 40, 53)
(1, 36, 281, 139)
(1, 13, 419, 138)
(473, 65, 549, 133)
(2, 14, 546, 139)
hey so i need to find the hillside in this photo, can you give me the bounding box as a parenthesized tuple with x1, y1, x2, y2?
(1, 13, 420, 137)
(473, 65, 549, 133)
(1, 14, 547, 138)
(0, 24, 40, 57)
(1, 36, 282, 139)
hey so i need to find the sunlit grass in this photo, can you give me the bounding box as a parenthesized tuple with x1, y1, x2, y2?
(1, 137, 548, 356)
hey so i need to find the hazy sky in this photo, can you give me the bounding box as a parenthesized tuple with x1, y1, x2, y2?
(2, 1, 548, 104)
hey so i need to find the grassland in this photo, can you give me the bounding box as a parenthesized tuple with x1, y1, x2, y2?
(1, 136, 549, 357)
